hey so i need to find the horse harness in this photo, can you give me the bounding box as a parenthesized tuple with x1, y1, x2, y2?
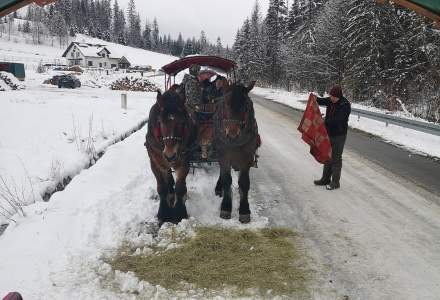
(145, 108, 192, 161)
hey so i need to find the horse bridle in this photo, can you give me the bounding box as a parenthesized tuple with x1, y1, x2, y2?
(153, 113, 188, 144)
(222, 103, 249, 129)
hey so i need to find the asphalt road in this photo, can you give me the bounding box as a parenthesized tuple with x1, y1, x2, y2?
(251, 93, 440, 198)
(248, 93, 440, 299)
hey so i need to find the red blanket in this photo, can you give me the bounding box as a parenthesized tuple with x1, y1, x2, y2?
(297, 93, 332, 164)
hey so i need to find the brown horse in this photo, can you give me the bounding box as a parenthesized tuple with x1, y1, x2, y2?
(213, 82, 259, 223)
(145, 90, 195, 224)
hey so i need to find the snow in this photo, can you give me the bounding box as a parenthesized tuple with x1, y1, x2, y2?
(252, 87, 440, 159)
(0, 85, 438, 298)
(0, 73, 159, 222)
(252, 103, 440, 299)
(0, 127, 268, 299)
(1, 28, 439, 299)
(74, 43, 106, 58)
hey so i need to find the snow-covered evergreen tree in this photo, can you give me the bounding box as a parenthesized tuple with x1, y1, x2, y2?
(182, 38, 194, 56)
(151, 18, 159, 50)
(142, 19, 152, 50)
(126, 0, 142, 47)
(343, 0, 397, 102)
(248, 1, 266, 83)
(264, 0, 288, 85)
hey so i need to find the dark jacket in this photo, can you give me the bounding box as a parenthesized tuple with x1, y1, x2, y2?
(316, 96, 351, 136)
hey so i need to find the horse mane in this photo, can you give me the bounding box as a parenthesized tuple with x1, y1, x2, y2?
(229, 84, 247, 114)
(160, 90, 185, 117)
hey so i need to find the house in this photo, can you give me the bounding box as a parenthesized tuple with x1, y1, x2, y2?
(62, 42, 131, 69)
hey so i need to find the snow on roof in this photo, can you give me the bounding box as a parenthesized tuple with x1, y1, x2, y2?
(63, 42, 120, 59)
(74, 35, 178, 69)
(75, 43, 107, 58)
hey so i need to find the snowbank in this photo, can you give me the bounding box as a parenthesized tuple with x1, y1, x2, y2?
(0, 71, 25, 91)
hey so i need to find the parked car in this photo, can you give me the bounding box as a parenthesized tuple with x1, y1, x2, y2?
(57, 75, 81, 89)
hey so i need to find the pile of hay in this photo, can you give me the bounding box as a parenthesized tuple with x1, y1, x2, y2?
(110, 76, 158, 92)
(110, 226, 310, 297)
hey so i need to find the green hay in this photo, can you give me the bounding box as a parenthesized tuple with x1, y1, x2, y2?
(109, 227, 310, 297)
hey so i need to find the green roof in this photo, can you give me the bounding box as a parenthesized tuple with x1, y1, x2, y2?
(412, 0, 440, 15)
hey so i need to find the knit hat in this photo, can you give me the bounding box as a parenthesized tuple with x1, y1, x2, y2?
(329, 85, 343, 98)
(3, 292, 23, 300)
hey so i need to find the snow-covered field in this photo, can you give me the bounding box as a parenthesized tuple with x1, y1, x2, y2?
(253, 87, 440, 159)
(0, 32, 179, 224)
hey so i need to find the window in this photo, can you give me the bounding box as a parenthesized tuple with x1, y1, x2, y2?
(71, 52, 74, 58)
(88, 61, 93, 67)
(99, 63, 102, 67)
(76, 52, 80, 58)
(104, 62, 107, 67)
(111, 64, 116, 68)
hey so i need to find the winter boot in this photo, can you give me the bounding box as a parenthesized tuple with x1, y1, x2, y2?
(314, 163, 332, 185)
(326, 182, 340, 190)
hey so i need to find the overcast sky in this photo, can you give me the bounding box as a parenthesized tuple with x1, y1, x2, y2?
(117, 0, 269, 47)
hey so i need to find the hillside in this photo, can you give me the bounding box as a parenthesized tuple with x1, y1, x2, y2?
(0, 20, 178, 70)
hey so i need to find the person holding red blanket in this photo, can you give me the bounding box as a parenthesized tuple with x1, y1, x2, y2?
(314, 85, 351, 190)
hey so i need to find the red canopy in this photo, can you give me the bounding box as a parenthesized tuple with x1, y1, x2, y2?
(161, 56, 236, 76)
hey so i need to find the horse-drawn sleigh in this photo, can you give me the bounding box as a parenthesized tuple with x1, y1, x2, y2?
(145, 55, 260, 225)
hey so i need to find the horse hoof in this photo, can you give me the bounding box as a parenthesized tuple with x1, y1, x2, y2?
(220, 210, 231, 219)
(239, 214, 251, 224)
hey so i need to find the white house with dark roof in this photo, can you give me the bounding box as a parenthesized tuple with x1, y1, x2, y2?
(62, 42, 131, 69)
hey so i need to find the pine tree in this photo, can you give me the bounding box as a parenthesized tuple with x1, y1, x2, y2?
(235, 19, 252, 82)
(127, 0, 142, 47)
(54, 0, 72, 27)
(173, 32, 184, 56)
(309, 0, 348, 92)
(151, 18, 159, 50)
(388, 8, 440, 120)
(199, 30, 208, 54)
(264, 0, 288, 85)
(142, 19, 152, 49)
(248, 1, 265, 83)
(112, 0, 126, 44)
(23, 21, 31, 33)
(101, 0, 112, 41)
(343, 0, 397, 102)
(182, 38, 194, 56)
(216, 37, 223, 56)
